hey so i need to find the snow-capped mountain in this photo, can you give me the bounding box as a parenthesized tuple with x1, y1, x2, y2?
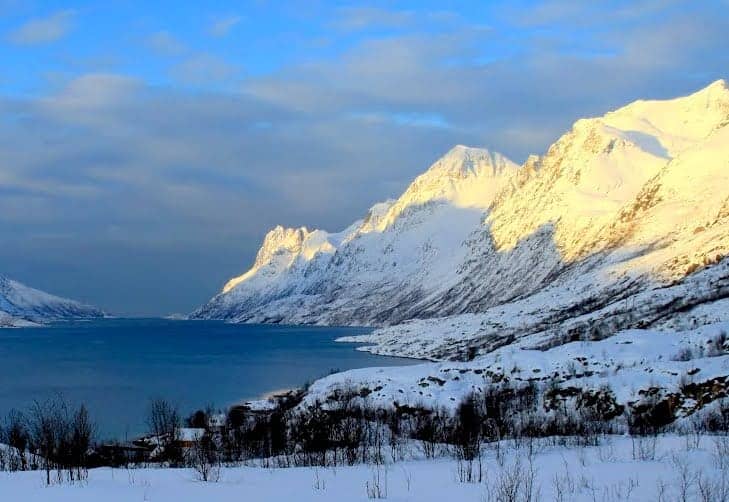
(193, 81, 729, 361)
(0, 275, 104, 327)
(192, 145, 522, 324)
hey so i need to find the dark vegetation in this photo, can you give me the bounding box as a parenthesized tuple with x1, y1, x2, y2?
(3, 376, 729, 485)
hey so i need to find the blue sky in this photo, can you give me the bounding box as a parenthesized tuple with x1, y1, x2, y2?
(0, 0, 727, 315)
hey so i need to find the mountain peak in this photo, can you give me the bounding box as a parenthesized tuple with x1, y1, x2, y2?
(680, 78, 729, 109)
(698, 78, 728, 95)
(592, 79, 729, 159)
(428, 145, 513, 178)
(370, 146, 520, 230)
(254, 226, 311, 267)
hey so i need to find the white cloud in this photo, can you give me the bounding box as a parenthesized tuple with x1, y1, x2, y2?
(7, 9, 75, 45)
(145, 30, 186, 56)
(333, 7, 414, 31)
(207, 15, 241, 37)
(171, 53, 240, 85)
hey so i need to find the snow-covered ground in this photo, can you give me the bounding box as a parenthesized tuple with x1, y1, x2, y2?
(287, 321, 729, 422)
(1, 435, 727, 501)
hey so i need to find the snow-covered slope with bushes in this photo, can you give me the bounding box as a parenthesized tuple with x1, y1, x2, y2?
(310, 320, 729, 422)
(0, 275, 103, 327)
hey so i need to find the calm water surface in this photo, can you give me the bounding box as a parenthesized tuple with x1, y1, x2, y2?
(0, 319, 416, 438)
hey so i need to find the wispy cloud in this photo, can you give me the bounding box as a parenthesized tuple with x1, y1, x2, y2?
(145, 30, 186, 56)
(332, 7, 414, 31)
(171, 53, 240, 85)
(207, 15, 241, 37)
(7, 9, 75, 45)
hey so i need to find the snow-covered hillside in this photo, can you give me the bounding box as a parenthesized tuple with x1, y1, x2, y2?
(0, 275, 103, 327)
(193, 80, 729, 351)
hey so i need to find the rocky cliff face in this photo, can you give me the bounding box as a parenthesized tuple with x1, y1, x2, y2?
(193, 81, 729, 360)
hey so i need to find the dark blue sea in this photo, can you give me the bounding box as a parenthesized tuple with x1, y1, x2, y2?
(0, 319, 414, 438)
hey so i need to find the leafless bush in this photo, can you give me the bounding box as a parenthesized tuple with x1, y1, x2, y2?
(715, 435, 729, 470)
(399, 465, 412, 492)
(1, 410, 30, 471)
(26, 397, 95, 485)
(550, 457, 576, 502)
(596, 437, 616, 462)
(672, 346, 696, 362)
(147, 398, 182, 465)
(484, 453, 540, 502)
(454, 393, 483, 483)
(632, 435, 657, 461)
(656, 478, 670, 502)
(671, 453, 698, 502)
(677, 414, 705, 451)
(312, 468, 326, 491)
(189, 431, 220, 482)
(697, 469, 729, 502)
(366, 463, 388, 499)
(698, 399, 729, 433)
(707, 332, 728, 357)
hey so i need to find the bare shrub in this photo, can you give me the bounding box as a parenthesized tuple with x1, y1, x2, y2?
(671, 453, 697, 502)
(484, 452, 540, 502)
(707, 332, 728, 357)
(312, 468, 326, 491)
(454, 393, 483, 483)
(631, 435, 657, 461)
(366, 463, 388, 499)
(26, 397, 95, 485)
(699, 399, 729, 433)
(715, 435, 729, 470)
(550, 457, 576, 502)
(672, 346, 695, 362)
(189, 431, 220, 482)
(69, 405, 94, 481)
(146, 398, 182, 465)
(1, 410, 30, 471)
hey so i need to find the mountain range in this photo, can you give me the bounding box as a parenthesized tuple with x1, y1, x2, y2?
(192, 80, 729, 362)
(0, 275, 103, 327)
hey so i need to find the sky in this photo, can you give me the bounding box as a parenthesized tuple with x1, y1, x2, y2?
(0, 0, 728, 316)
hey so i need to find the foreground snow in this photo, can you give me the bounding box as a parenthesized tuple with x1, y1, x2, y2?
(1, 435, 726, 501)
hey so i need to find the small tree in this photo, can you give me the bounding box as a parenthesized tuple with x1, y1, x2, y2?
(190, 431, 220, 482)
(27, 399, 62, 485)
(2, 410, 29, 471)
(454, 394, 482, 483)
(70, 405, 94, 481)
(147, 398, 182, 465)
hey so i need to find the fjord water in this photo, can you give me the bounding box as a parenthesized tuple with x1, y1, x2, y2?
(0, 319, 415, 438)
